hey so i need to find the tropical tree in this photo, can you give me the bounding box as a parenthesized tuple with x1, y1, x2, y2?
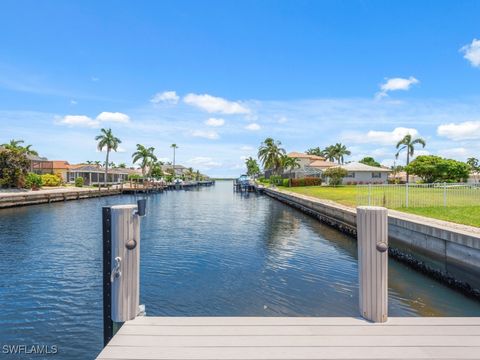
(332, 143, 351, 164)
(2, 139, 38, 155)
(466, 157, 479, 183)
(405, 155, 469, 183)
(280, 155, 301, 178)
(245, 157, 261, 178)
(321, 145, 337, 162)
(359, 156, 381, 167)
(94, 160, 101, 167)
(95, 128, 122, 185)
(117, 163, 127, 168)
(132, 144, 157, 176)
(395, 134, 426, 183)
(150, 161, 164, 179)
(86, 160, 93, 165)
(306, 147, 323, 156)
(257, 138, 286, 175)
(0, 147, 30, 188)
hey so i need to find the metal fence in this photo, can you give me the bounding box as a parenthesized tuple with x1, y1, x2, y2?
(356, 183, 480, 208)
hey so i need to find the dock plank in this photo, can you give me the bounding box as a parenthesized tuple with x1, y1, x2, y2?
(97, 317, 480, 360)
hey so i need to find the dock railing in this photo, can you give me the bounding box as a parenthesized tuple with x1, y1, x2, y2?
(357, 182, 480, 208)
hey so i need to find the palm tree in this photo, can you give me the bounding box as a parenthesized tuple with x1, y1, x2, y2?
(170, 144, 178, 176)
(132, 144, 157, 176)
(306, 147, 323, 156)
(117, 163, 127, 168)
(2, 139, 38, 155)
(95, 128, 122, 185)
(321, 145, 337, 162)
(332, 143, 351, 164)
(2, 139, 24, 150)
(245, 157, 261, 178)
(257, 138, 286, 175)
(94, 160, 101, 167)
(395, 134, 426, 183)
(86, 160, 93, 165)
(280, 155, 301, 178)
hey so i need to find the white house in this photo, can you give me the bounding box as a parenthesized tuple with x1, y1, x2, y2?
(335, 162, 391, 184)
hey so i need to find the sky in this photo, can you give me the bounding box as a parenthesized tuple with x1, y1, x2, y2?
(1, 0, 480, 177)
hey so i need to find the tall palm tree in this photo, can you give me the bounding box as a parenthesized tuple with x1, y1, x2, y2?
(95, 128, 122, 185)
(171, 144, 179, 177)
(332, 143, 351, 164)
(281, 155, 301, 178)
(86, 160, 93, 165)
(94, 160, 101, 167)
(245, 157, 260, 178)
(257, 138, 285, 175)
(132, 144, 157, 176)
(395, 134, 426, 183)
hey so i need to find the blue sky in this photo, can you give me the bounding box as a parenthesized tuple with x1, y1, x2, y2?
(1, 0, 480, 176)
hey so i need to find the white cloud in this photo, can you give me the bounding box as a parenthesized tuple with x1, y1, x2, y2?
(277, 116, 288, 124)
(245, 123, 261, 131)
(96, 111, 130, 123)
(191, 130, 219, 139)
(240, 145, 254, 151)
(186, 156, 222, 169)
(57, 111, 130, 127)
(205, 117, 225, 127)
(376, 76, 419, 99)
(150, 91, 179, 104)
(58, 115, 99, 128)
(460, 39, 480, 67)
(342, 127, 419, 145)
(98, 146, 127, 153)
(183, 93, 250, 114)
(437, 121, 480, 140)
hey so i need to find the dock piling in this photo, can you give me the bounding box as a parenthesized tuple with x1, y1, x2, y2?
(357, 206, 388, 323)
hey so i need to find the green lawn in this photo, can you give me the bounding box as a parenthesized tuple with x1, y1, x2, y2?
(280, 186, 480, 227)
(399, 207, 480, 228)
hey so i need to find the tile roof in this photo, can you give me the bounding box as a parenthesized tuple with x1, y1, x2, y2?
(51, 160, 70, 169)
(287, 152, 325, 160)
(308, 160, 337, 168)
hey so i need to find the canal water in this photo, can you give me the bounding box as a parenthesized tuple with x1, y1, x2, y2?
(1, 180, 479, 359)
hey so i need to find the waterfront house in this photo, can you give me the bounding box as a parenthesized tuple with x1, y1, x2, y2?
(334, 162, 391, 184)
(161, 164, 189, 177)
(67, 164, 135, 185)
(283, 152, 336, 178)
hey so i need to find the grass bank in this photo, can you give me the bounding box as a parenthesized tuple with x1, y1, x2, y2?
(280, 186, 480, 227)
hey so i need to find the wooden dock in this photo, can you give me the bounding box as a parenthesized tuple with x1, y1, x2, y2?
(97, 316, 480, 359)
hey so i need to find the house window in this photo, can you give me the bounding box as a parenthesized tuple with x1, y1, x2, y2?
(372, 172, 382, 178)
(346, 172, 355, 178)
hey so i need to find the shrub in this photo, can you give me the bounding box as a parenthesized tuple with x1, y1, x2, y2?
(41, 173, 62, 186)
(269, 175, 283, 186)
(75, 177, 84, 187)
(282, 178, 290, 187)
(290, 177, 322, 187)
(25, 173, 43, 190)
(323, 167, 348, 186)
(0, 148, 30, 188)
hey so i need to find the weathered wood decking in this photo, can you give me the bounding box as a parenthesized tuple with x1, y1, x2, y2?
(97, 316, 480, 359)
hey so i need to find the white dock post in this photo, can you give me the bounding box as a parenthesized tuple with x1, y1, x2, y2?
(110, 204, 142, 323)
(357, 206, 388, 323)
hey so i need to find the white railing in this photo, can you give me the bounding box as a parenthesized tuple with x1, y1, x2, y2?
(356, 183, 480, 208)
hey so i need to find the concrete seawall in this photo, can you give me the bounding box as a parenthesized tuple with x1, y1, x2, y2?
(264, 188, 480, 295)
(0, 188, 122, 208)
